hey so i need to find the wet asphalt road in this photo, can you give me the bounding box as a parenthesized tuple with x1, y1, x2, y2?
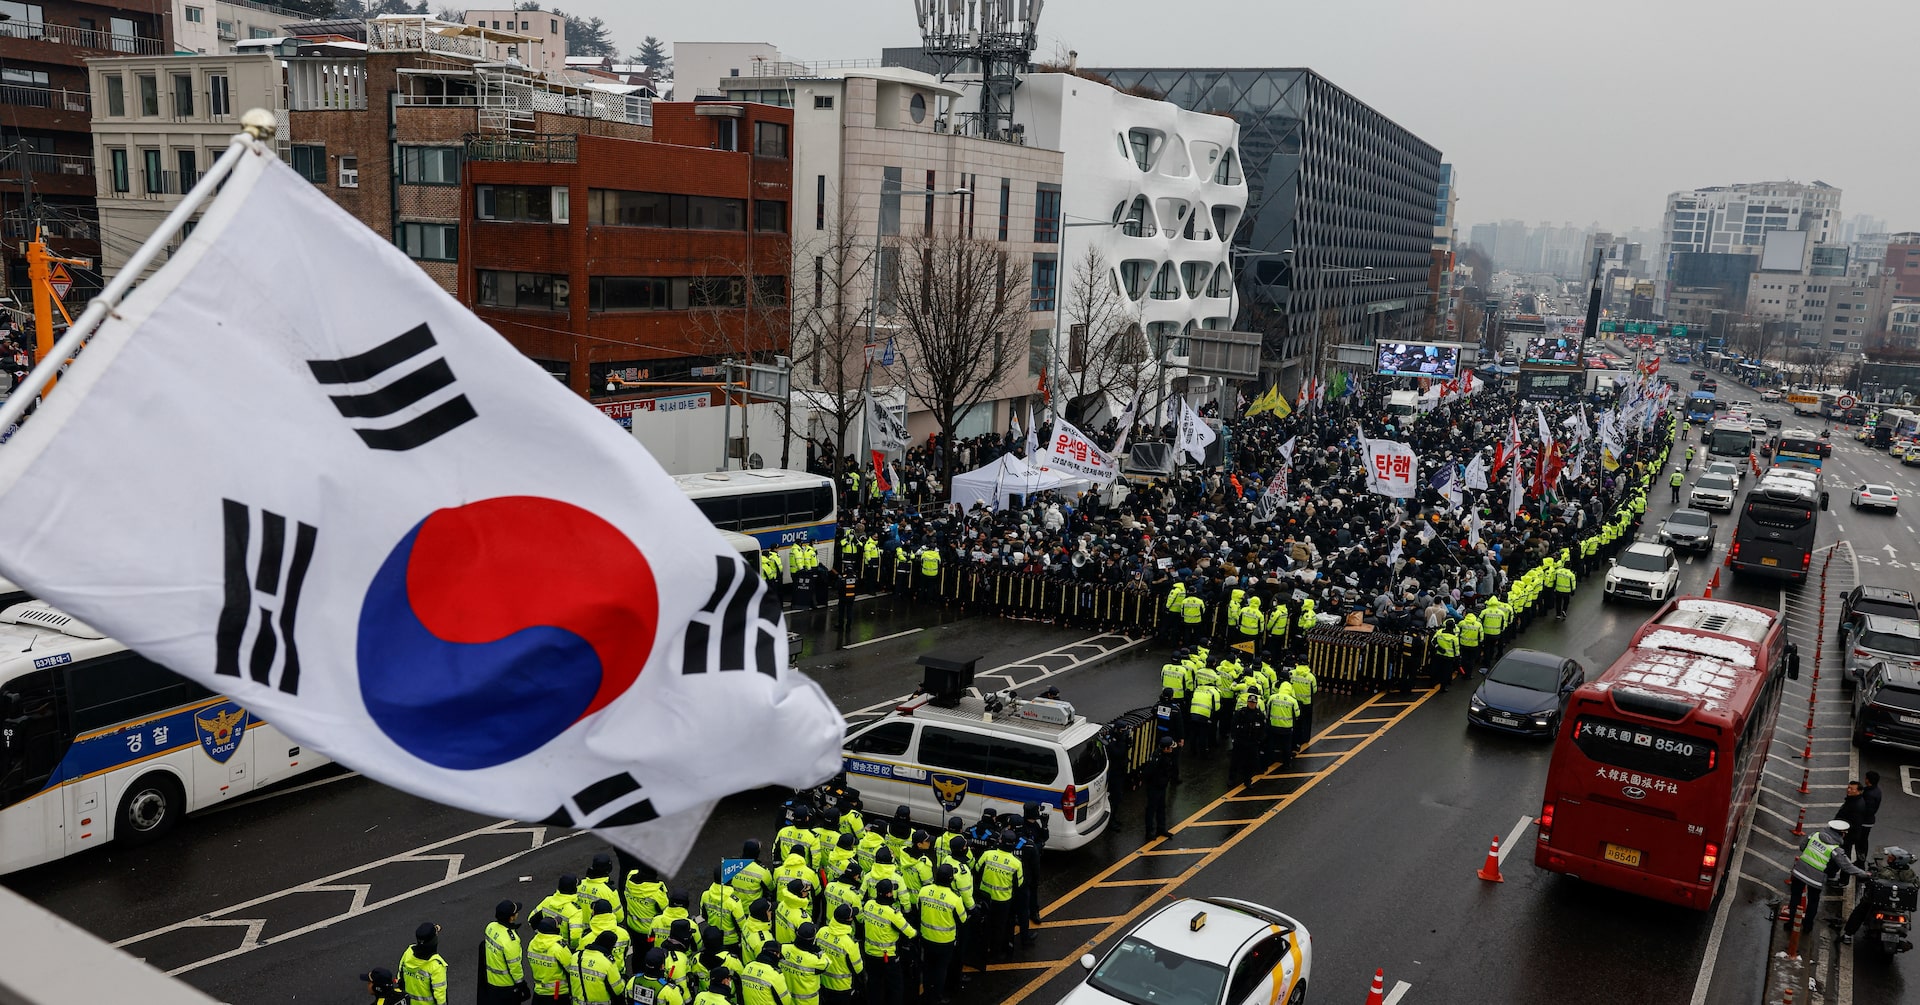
(12, 395, 1920, 1005)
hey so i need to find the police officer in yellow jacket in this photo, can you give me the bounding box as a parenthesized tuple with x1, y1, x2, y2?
(1288, 663, 1316, 745)
(525, 913, 578, 1004)
(576, 931, 628, 1004)
(860, 880, 916, 1005)
(1551, 563, 1577, 620)
(916, 865, 968, 1004)
(481, 901, 528, 1004)
(780, 923, 827, 1005)
(398, 923, 449, 1005)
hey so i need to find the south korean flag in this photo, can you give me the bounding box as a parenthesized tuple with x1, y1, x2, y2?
(0, 144, 844, 871)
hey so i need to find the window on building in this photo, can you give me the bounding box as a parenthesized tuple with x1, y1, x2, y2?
(103, 74, 124, 116)
(1029, 328, 1049, 377)
(288, 144, 326, 183)
(476, 185, 569, 223)
(171, 73, 192, 117)
(248, 26, 269, 38)
(924, 169, 935, 232)
(813, 94, 833, 109)
(141, 148, 162, 193)
(879, 166, 901, 237)
(184, 4, 202, 20)
(397, 146, 459, 185)
(690, 277, 746, 308)
(176, 148, 196, 187)
(586, 190, 745, 230)
(588, 276, 679, 311)
(136, 73, 157, 116)
(754, 199, 786, 233)
(337, 155, 358, 188)
(477, 270, 569, 311)
(752, 121, 788, 158)
(813, 255, 824, 301)
(1033, 183, 1061, 244)
(216, 18, 233, 37)
(815, 174, 826, 230)
(754, 275, 785, 306)
(397, 222, 456, 261)
(208, 73, 229, 117)
(549, 18, 557, 32)
(0, 2, 41, 33)
(108, 147, 128, 193)
(997, 178, 1010, 241)
(1030, 254, 1057, 313)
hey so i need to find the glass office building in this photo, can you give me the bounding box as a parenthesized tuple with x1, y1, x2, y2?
(1091, 68, 1444, 384)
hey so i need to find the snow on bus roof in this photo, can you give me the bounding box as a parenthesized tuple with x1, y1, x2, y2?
(1675, 598, 1774, 625)
(1635, 629, 1756, 669)
(1610, 650, 1742, 703)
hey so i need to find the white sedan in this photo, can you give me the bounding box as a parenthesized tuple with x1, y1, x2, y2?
(1853, 483, 1900, 513)
(1064, 898, 1313, 1005)
(1761, 389, 1782, 402)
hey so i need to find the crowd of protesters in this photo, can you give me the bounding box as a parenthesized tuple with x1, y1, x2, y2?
(804, 377, 1674, 673)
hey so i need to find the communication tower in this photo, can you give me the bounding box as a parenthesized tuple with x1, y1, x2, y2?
(912, 0, 1041, 142)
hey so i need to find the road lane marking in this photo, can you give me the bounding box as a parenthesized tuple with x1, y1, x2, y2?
(844, 633, 1144, 716)
(841, 627, 923, 648)
(1496, 815, 1533, 864)
(1383, 981, 1413, 1005)
(112, 819, 575, 976)
(989, 690, 1437, 998)
(195, 766, 363, 816)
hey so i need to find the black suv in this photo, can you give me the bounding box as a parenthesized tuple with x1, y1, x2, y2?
(1839, 585, 1920, 643)
(1853, 662, 1920, 749)
(1689, 369, 1707, 380)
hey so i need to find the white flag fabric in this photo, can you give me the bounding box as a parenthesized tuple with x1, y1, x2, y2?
(1278, 436, 1298, 467)
(1252, 483, 1283, 524)
(1507, 450, 1526, 517)
(1465, 508, 1484, 550)
(0, 150, 843, 872)
(1111, 390, 1142, 458)
(1464, 452, 1489, 491)
(865, 389, 910, 456)
(1023, 400, 1038, 457)
(1360, 437, 1420, 498)
(1436, 466, 1462, 511)
(1535, 404, 1554, 448)
(1035, 415, 1119, 484)
(1386, 529, 1405, 567)
(1175, 398, 1216, 463)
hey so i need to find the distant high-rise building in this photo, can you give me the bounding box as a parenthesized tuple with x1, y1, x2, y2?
(1658, 180, 1842, 311)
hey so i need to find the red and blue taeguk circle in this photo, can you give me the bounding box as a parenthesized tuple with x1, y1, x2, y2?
(357, 496, 659, 770)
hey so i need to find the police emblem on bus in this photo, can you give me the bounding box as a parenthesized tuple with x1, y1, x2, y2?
(194, 703, 250, 763)
(930, 773, 969, 813)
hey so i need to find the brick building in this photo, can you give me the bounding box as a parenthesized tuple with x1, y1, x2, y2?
(282, 14, 652, 294)
(0, 0, 170, 297)
(458, 101, 794, 399)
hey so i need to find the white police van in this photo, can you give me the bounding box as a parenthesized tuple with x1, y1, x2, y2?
(841, 686, 1112, 850)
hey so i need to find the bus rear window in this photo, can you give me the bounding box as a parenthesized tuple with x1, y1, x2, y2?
(1746, 502, 1811, 529)
(1572, 715, 1718, 782)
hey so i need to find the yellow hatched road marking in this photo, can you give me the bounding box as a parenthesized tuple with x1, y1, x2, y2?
(997, 689, 1437, 1005)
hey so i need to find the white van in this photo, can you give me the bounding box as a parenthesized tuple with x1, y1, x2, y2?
(1387, 390, 1421, 418)
(841, 691, 1112, 850)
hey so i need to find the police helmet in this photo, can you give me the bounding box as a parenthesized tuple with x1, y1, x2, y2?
(1889, 847, 1916, 869)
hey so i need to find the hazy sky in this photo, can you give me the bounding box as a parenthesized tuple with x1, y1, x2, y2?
(563, 0, 1916, 234)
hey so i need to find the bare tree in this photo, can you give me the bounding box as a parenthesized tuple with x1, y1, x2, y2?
(1055, 244, 1148, 425)
(789, 194, 881, 483)
(889, 231, 1033, 479)
(681, 251, 793, 467)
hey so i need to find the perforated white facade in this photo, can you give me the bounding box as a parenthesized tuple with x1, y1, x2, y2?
(1000, 71, 1248, 414)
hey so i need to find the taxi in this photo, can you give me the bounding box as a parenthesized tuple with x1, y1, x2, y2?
(1062, 898, 1312, 1005)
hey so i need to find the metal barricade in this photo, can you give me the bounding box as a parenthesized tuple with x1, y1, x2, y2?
(1304, 626, 1430, 695)
(1103, 706, 1159, 792)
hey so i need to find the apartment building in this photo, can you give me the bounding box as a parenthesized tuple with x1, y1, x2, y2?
(86, 51, 282, 277)
(457, 104, 794, 399)
(0, 0, 171, 296)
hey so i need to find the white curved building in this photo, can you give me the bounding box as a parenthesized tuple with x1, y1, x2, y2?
(1004, 70, 1248, 419)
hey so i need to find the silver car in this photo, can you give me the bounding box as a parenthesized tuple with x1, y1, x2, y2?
(1847, 614, 1920, 688)
(1689, 473, 1737, 512)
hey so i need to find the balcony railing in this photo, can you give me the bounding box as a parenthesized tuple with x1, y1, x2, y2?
(1, 151, 92, 177)
(134, 169, 198, 197)
(0, 81, 88, 113)
(464, 133, 576, 163)
(0, 19, 163, 55)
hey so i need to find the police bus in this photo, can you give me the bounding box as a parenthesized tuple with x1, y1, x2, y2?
(1729, 473, 1822, 585)
(673, 469, 838, 569)
(0, 599, 330, 874)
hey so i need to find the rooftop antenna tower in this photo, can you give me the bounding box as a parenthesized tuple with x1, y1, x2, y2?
(913, 0, 1041, 141)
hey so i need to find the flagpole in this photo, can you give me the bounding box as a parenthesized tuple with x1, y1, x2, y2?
(0, 116, 271, 437)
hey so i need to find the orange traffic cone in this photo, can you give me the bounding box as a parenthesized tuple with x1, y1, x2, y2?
(1477, 837, 1505, 882)
(1708, 568, 1720, 591)
(1365, 968, 1386, 1005)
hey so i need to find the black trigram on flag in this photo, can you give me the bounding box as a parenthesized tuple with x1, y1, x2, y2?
(215, 499, 317, 695)
(535, 771, 658, 829)
(682, 554, 783, 678)
(307, 323, 476, 451)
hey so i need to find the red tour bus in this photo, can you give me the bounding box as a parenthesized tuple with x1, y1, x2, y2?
(1534, 597, 1800, 909)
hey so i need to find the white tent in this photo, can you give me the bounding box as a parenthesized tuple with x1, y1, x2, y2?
(949, 453, 1093, 511)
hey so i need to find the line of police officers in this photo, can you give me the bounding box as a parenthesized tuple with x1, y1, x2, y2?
(371, 800, 1049, 1005)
